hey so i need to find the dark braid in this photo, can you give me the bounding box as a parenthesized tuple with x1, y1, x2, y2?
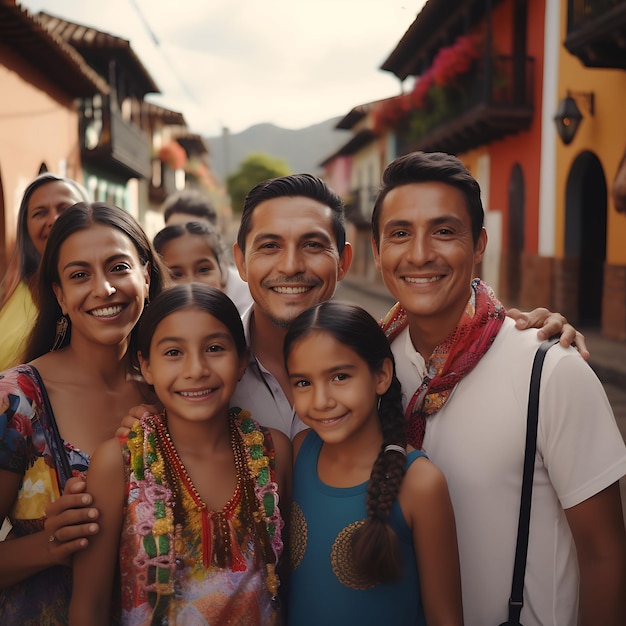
(351, 374, 408, 584)
(284, 301, 410, 586)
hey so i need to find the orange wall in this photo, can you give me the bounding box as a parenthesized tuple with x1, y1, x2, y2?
(0, 44, 83, 263)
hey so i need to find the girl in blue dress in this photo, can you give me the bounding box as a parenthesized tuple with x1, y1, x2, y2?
(284, 301, 463, 626)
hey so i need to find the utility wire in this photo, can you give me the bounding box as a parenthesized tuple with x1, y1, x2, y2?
(128, 0, 160, 46)
(127, 0, 200, 104)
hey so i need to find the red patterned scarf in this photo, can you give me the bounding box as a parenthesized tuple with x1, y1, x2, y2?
(381, 279, 506, 449)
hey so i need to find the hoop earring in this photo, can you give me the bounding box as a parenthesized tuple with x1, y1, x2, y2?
(377, 395, 382, 411)
(51, 315, 69, 351)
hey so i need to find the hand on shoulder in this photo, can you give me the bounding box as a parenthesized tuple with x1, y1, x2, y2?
(115, 403, 160, 438)
(508, 307, 589, 359)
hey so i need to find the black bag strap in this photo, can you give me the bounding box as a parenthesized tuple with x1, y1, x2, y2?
(500, 336, 559, 626)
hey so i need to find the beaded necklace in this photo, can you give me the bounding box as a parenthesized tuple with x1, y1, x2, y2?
(153, 413, 243, 570)
(126, 408, 283, 616)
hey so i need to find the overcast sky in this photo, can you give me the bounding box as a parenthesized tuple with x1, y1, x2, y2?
(20, 0, 426, 137)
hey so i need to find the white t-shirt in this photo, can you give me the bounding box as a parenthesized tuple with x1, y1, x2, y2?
(391, 317, 626, 626)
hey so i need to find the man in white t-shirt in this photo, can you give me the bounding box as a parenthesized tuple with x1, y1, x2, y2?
(371, 151, 626, 625)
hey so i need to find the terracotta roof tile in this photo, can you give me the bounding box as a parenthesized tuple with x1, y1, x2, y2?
(0, 2, 109, 96)
(37, 11, 160, 96)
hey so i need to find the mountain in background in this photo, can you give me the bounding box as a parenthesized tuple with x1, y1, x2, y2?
(205, 117, 352, 183)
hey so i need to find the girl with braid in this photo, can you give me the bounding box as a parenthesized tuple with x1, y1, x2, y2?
(284, 302, 462, 626)
(69, 284, 290, 625)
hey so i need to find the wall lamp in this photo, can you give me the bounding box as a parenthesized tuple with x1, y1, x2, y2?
(554, 91, 595, 145)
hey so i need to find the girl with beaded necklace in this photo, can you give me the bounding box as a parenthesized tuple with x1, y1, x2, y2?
(69, 283, 290, 626)
(284, 302, 462, 626)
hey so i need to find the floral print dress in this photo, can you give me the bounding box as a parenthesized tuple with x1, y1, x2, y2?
(0, 364, 89, 625)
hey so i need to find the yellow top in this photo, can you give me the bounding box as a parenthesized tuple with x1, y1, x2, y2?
(0, 281, 37, 371)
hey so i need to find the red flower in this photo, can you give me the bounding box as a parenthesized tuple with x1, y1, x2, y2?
(374, 29, 484, 132)
(10, 411, 32, 437)
(158, 141, 187, 170)
(411, 74, 433, 107)
(430, 32, 482, 87)
(17, 372, 42, 406)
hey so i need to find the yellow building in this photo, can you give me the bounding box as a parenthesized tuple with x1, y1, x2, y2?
(552, 0, 626, 339)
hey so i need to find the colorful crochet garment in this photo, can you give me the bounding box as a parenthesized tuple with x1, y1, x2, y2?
(118, 409, 283, 625)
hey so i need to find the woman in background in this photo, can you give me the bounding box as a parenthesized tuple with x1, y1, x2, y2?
(0, 173, 89, 370)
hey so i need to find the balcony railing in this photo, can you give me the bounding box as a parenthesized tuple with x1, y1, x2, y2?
(79, 98, 151, 180)
(397, 55, 535, 156)
(565, 0, 626, 69)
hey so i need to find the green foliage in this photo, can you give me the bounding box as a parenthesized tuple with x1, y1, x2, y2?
(408, 84, 469, 142)
(226, 153, 291, 214)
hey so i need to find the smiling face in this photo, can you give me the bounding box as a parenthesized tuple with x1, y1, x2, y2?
(27, 181, 86, 256)
(52, 224, 150, 349)
(287, 330, 391, 445)
(159, 232, 224, 289)
(373, 181, 487, 344)
(139, 308, 246, 425)
(233, 196, 352, 328)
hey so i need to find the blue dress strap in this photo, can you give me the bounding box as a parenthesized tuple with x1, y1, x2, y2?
(406, 448, 427, 470)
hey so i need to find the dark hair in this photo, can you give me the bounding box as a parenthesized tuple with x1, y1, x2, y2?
(371, 151, 484, 248)
(236, 174, 346, 254)
(284, 301, 407, 585)
(1, 174, 89, 308)
(153, 221, 227, 282)
(137, 282, 246, 359)
(24, 202, 167, 370)
(162, 189, 218, 225)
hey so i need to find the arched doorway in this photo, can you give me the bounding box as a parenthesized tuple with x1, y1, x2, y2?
(564, 151, 607, 327)
(507, 163, 525, 304)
